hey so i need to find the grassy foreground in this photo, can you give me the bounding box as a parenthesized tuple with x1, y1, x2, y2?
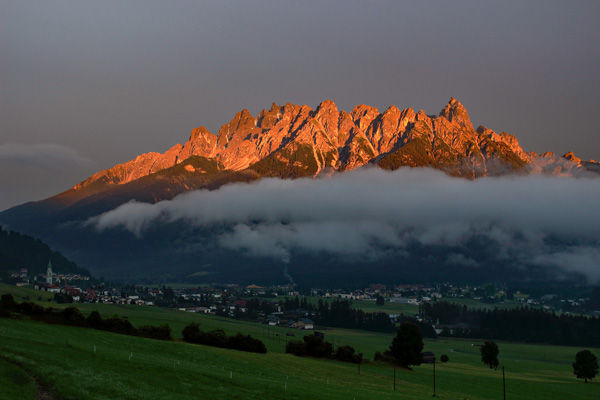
(0, 285, 598, 399)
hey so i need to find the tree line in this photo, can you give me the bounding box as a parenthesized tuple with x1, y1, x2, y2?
(285, 334, 363, 364)
(422, 301, 600, 346)
(279, 297, 437, 336)
(1, 293, 171, 340)
(279, 297, 395, 332)
(182, 322, 267, 354)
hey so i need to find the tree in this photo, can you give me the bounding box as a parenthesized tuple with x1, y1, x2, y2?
(389, 322, 423, 367)
(440, 354, 449, 363)
(480, 341, 499, 369)
(376, 296, 385, 306)
(573, 350, 598, 383)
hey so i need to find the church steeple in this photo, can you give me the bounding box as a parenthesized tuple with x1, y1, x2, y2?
(46, 260, 53, 285)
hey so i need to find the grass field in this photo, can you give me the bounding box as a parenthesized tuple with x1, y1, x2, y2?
(1, 284, 598, 399)
(268, 295, 421, 316)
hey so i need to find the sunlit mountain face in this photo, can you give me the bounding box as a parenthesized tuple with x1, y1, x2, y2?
(1, 99, 598, 286)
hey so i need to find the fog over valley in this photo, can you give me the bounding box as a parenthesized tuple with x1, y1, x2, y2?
(90, 167, 600, 283)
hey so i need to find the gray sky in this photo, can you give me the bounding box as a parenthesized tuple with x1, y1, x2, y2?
(2, 0, 600, 211)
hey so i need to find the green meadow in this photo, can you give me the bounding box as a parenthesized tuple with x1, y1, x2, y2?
(1, 284, 598, 399)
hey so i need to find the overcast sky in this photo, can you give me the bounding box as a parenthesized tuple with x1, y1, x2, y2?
(2, 1, 600, 211)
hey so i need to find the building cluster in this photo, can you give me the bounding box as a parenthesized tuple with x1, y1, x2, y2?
(10, 265, 90, 288)
(11, 265, 587, 318)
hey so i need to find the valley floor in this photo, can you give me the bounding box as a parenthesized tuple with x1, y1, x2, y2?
(1, 285, 599, 399)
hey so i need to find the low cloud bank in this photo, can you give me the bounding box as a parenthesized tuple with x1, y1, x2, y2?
(0, 143, 93, 170)
(90, 167, 600, 282)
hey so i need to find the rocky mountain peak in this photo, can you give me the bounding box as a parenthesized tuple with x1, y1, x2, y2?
(440, 97, 473, 130)
(258, 103, 281, 129)
(189, 126, 212, 141)
(314, 100, 339, 130)
(563, 151, 582, 163)
(73, 98, 595, 190)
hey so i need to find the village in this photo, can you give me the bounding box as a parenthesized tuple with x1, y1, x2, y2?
(13, 262, 590, 330)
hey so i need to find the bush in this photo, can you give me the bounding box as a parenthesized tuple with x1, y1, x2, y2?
(182, 322, 201, 340)
(18, 301, 45, 316)
(374, 350, 395, 363)
(60, 307, 85, 326)
(303, 334, 333, 358)
(198, 330, 229, 348)
(102, 316, 138, 335)
(227, 333, 267, 354)
(441, 354, 449, 363)
(285, 340, 306, 356)
(53, 293, 73, 304)
(182, 323, 267, 354)
(86, 310, 103, 328)
(0, 294, 17, 311)
(0, 294, 17, 317)
(138, 324, 172, 341)
(335, 345, 363, 364)
(335, 345, 356, 363)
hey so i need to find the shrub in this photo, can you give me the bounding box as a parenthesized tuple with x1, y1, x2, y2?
(198, 330, 228, 348)
(138, 324, 172, 341)
(285, 340, 306, 356)
(60, 307, 85, 326)
(335, 345, 356, 363)
(0, 294, 17, 311)
(227, 333, 267, 354)
(441, 354, 449, 363)
(18, 301, 45, 316)
(374, 350, 395, 363)
(53, 293, 73, 304)
(303, 334, 333, 358)
(182, 323, 266, 354)
(102, 316, 138, 336)
(182, 322, 201, 340)
(86, 310, 103, 328)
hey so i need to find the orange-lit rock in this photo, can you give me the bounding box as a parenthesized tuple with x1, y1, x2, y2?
(74, 98, 595, 190)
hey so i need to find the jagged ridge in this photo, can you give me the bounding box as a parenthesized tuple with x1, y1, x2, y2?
(74, 98, 597, 191)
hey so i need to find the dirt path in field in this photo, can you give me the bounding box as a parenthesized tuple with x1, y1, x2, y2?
(30, 374, 59, 400)
(3, 358, 61, 400)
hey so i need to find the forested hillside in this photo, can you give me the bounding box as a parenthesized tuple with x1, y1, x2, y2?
(0, 227, 90, 278)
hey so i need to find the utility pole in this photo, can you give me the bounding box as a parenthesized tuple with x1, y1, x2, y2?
(433, 360, 436, 397)
(502, 366, 506, 400)
(393, 366, 396, 391)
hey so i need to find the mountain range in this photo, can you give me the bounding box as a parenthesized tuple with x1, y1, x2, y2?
(1, 98, 598, 286)
(72, 97, 598, 191)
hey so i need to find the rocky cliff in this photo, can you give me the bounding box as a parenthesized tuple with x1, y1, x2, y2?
(73, 98, 597, 191)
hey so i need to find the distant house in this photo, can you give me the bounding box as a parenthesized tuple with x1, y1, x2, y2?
(292, 318, 314, 330)
(389, 297, 419, 305)
(421, 352, 436, 363)
(433, 323, 470, 335)
(34, 282, 60, 293)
